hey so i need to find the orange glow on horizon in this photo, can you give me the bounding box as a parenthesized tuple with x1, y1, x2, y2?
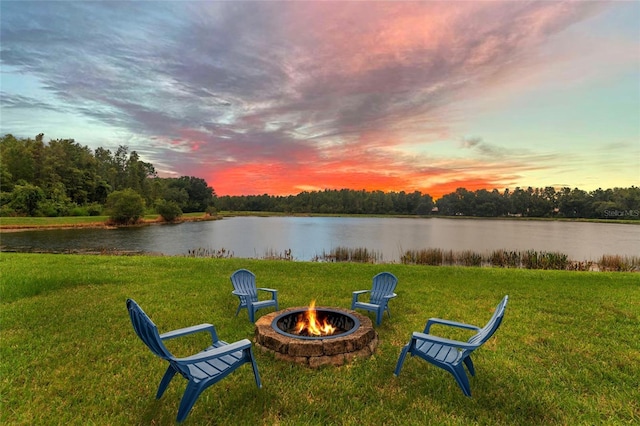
(200, 161, 507, 200)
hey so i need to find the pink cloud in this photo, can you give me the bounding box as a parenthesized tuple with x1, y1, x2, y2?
(5, 1, 615, 197)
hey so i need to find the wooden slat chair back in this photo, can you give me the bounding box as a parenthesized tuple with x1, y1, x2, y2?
(394, 295, 508, 397)
(351, 272, 398, 325)
(230, 269, 279, 322)
(126, 299, 262, 423)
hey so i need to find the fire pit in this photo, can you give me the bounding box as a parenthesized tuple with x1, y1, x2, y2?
(254, 302, 378, 367)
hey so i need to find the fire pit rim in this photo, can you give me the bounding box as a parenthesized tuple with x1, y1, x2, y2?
(271, 306, 361, 341)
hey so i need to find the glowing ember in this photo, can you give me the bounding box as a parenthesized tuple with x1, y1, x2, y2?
(294, 300, 337, 336)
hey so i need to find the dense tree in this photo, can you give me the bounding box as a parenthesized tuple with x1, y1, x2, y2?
(0, 133, 637, 220)
(106, 189, 145, 224)
(558, 188, 591, 218)
(0, 134, 215, 218)
(163, 176, 215, 213)
(0, 134, 40, 186)
(41, 138, 100, 205)
(155, 199, 183, 222)
(9, 183, 45, 216)
(215, 189, 433, 216)
(433, 186, 638, 219)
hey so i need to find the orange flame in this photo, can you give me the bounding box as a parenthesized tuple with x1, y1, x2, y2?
(295, 300, 337, 336)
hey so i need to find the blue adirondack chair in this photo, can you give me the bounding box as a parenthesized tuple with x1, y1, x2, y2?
(394, 295, 508, 397)
(230, 269, 279, 322)
(351, 272, 398, 325)
(126, 299, 262, 423)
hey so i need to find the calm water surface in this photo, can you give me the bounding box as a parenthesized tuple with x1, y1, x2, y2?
(1, 217, 638, 262)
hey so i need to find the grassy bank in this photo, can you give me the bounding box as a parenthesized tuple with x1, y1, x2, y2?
(1, 253, 639, 425)
(0, 212, 215, 231)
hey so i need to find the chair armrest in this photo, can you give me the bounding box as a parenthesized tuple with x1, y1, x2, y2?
(382, 293, 397, 300)
(160, 323, 219, 343)
(424, 318, 481, 334)
(351, 290, 370, 304)
(257, 288, 278, 294)
(412, 332, 478, 350)
(176, 339, 253, 363)
(232, 290, 250, 296)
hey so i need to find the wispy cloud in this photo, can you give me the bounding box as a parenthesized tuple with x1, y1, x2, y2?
(1, 1, 635, 197)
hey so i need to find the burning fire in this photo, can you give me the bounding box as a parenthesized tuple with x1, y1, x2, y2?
(295, 300, 337, 336)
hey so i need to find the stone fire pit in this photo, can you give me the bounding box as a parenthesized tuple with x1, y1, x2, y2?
(254, 306, 378, 368)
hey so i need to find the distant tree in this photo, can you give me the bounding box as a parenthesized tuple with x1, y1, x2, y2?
(10, 183, 45, 216)
(166, 176, 215, 212)
(162, 186, 189, 207)
(559, 188, 591, 218)
(0, 134, 41, 185)
(125, 151, 156, 200)
(36, 181, 73, 217)
(94, 147, 119, 191)
(475, 189, 499, 217)
(106, 189, 145, 225)
(0, 165, 14, 192)
(113, 145, 129, 190)
(509, 187, 531, 216)
(611, 186, 640, 212)
(42, 138, 100, 205)
(3, 133, 637, 220)
(155, 199, 183, 222)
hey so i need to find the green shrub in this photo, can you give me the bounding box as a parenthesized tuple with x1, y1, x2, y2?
(10, 183, 45, 216)
(34, 200, 62, 217)
(69, 206, 89, 217)
(105, 189, 145, 225)
(86, 203, 103, 216)
(155, 199, 183, 222)
(0, 191, 11, 207)
(0, 204, 16, 217)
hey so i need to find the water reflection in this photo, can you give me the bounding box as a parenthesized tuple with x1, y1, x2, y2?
(1, 217, 638, 262)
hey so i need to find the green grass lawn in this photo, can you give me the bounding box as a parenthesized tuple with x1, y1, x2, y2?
(1, 253, 638, 425)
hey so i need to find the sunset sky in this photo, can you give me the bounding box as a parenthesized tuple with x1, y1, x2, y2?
(1, 1, 638, 198)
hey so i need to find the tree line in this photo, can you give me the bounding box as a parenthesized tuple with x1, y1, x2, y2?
(1, 134, 214, 220)
(215, 189, 435, 215)
(1, 134, 637, 220)
(215, 186, 639, 219)
(435, 186, 639, 219)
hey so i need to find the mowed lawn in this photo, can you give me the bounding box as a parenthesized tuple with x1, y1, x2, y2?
(1, 253, 638, 425)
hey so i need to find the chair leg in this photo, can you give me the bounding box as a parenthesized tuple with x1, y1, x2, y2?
(448, 364, 472, 397)
(249, 306, 255, 322)
(156, 365, 177, 399)
(394, 344, 411, 376)
(376, 309, 383, 326)
(177, 381, 205, 423)
(249, 348, 262, 388)
(463, 356, 475, 377)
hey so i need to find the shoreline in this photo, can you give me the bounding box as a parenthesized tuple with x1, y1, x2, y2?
(0, 214, 220, 233)
(1, 212, 638, 233)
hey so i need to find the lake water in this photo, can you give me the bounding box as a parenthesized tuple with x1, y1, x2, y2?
(1, 217, 638, 262)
